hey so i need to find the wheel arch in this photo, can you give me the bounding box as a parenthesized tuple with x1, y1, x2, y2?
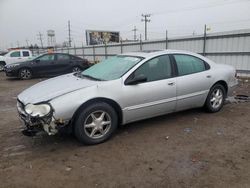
(71, 97, 123, 128)
(212, 80, 228, 96)
(18, 67, 33, 78)
(0, 61, 6, 65)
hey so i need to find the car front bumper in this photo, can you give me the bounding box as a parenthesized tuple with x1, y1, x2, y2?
(4, 68, 19, 77)
(17, 100, 66, 136)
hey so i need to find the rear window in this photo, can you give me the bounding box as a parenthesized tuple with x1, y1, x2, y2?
(57, 54, 70, 60)
(22, 51, 30, 57)
(174, 54, 206, 76)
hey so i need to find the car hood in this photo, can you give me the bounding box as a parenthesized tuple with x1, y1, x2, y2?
(18, 73, 98, 104)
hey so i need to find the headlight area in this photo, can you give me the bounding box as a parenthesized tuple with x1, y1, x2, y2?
(24, 103, 51, 117)
(19, 102, 67, 136)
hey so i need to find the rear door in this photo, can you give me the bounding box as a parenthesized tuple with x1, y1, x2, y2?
(172, 54, 212, 111)
(53, 54, 72, 74)
(21, 50, 32, 61)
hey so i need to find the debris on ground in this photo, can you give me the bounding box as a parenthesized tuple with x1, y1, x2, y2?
(226, 95, 250, 104)
(65, 167, 72, 171)
(184, 128, 192, 133)
(165, 136, 169, 140)
(216, 130, 223, 136)
(235, 95, 250, 102)
(193, 117, 198, 124)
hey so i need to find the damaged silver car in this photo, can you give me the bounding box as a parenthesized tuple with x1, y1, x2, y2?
(17, 50, 238, 145)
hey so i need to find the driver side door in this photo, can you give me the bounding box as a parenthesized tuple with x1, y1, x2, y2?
(121, 55, 177, 123)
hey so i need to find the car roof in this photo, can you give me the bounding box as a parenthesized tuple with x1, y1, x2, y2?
(121, 49, 200, 58)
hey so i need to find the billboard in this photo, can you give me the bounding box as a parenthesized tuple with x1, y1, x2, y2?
(86, 30, 120, 45)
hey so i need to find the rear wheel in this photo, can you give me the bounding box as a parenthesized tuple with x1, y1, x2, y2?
(205, 84, 226, 113)
(0, 62, 5, 71)
(74, 102, 118, 145)
(19, 68, 32, 80)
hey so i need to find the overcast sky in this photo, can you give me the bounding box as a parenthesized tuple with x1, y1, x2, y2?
(0, 0, 250, 50)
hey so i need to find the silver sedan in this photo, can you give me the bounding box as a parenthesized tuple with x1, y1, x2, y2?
(17, 50, 238, 144)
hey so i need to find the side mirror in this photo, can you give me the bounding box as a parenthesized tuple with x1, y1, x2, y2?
(35, 59, 40, 63)
(125, 74, 147, 85)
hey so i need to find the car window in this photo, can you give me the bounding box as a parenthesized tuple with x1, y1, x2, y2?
(22, 51, 30, 57)
(37, 54, 55, 61)
(81, 56, 142, 81)
(133, 55, 172, 82)
(23, 51, 30, 57)
(71, 55, 81, 60)
(174, 54, 206, 76)
(10, 51, 21, 57)
(57, 54, 70, 60)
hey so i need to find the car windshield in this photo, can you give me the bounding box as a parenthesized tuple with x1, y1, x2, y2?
(81, 56, 143, 81)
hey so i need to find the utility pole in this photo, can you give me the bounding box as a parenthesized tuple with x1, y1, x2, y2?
(165, 30, 168, 49)
(203, 24, 207, 56)
(132, 26, 138, 41)
(68, 20, 72, 47)
(25, 39, 29, 47)
(141, 14, 151, 40)
(16, 41, 20, 48)
(37, 32, 44, 48)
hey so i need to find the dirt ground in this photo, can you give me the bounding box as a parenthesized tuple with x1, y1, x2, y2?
(0, 72, 250, 188)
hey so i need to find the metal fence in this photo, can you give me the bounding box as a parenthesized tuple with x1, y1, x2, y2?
(34, 29, 250, 76)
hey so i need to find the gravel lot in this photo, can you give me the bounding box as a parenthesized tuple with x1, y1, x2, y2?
(0, 72, 250, 188)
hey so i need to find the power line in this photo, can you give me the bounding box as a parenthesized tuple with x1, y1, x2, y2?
(141, 14, 151, 40)
(132, 26, 138, 41)
(153, 0, 249, 15)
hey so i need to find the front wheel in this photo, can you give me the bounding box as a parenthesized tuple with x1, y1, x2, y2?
(19, 68, 32, 80)
(74, 102, 118, 145)
(205, 84, 226, 113)
(0, 62, 5, 71)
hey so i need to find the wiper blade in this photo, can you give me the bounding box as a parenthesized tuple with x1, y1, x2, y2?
(81, 74, 105, 81)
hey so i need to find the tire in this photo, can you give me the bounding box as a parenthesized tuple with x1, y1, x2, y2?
(74, 102, 118, 145)
(19, 68, 32, 80)
(72, 66, 81, 73)
(0, 62, 5, 71)
(205, 84, 226, 113)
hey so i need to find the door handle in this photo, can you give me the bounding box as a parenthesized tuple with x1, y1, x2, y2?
(206, 75, 212, 78)
(168, 82, 175, 86)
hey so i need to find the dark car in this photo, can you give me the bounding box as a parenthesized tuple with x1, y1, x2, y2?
(4, 53, 90, 79)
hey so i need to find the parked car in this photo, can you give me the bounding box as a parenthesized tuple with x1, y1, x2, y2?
(0, 49, 33, 71)
(4, 53, 90, 79)
(17, 50, 238, 145)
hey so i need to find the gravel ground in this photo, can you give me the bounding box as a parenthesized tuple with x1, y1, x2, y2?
(0, 72, 250, 188)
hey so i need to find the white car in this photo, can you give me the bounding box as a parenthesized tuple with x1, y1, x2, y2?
(17, 50, 238, 145)
(0, 49, 33, 71)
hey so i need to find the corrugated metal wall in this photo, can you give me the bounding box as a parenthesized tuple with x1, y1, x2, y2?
(52, 29, 250, 75)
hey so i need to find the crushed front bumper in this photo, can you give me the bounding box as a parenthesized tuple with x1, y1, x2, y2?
(17, 100, 65, 136)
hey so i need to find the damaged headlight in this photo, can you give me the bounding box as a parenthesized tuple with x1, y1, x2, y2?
(24, 103, 52, 117)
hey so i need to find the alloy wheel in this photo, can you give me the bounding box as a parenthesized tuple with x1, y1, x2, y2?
(0, 64, 4, 71)
(210, 88, 223, 109)
(20, 69, 32, 79)
(83, 110, 112, 139)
